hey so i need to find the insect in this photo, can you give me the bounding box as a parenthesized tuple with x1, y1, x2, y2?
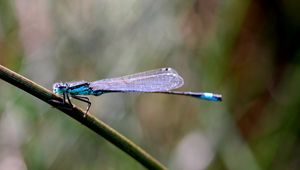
(53, 68, 222, 114)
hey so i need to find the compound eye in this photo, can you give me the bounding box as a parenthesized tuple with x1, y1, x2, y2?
(57, 83, 66, 88)
(53, 83, 61, 88)
(53, 83, 68, 94)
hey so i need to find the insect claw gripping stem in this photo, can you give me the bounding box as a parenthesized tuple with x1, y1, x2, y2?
(63, 92, 92, 117)
(71, 95, 91, 117)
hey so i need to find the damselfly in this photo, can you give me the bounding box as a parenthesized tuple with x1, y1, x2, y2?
(53, 68, 222, 114)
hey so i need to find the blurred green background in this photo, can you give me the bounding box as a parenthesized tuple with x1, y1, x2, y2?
(1, 0, 300, 170)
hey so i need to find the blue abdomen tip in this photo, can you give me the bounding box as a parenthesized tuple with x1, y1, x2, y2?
(202, 93, 222, 101)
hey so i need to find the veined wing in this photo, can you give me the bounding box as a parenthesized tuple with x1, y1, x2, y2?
(89, 68, 184, 92)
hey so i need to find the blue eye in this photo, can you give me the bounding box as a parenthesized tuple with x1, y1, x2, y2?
(53, 83, 68, 94)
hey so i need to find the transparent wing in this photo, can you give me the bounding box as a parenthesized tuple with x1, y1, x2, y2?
(89, 68, 184, 92)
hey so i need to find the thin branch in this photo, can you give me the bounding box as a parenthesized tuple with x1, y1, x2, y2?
(0, 64, 167, 170)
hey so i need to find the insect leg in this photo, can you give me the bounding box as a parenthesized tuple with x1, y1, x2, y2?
(71, 95, 91, 116)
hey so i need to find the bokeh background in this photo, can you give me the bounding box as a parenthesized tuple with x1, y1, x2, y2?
(1, 0, 300, 170)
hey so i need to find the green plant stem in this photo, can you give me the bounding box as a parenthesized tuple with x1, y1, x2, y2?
(0, 64, 167, 170)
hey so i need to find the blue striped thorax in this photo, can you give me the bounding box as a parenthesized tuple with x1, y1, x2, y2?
(53, 81, 93, 95)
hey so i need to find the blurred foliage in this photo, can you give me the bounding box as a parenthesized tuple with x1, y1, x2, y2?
(1, 0, 300, 170)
